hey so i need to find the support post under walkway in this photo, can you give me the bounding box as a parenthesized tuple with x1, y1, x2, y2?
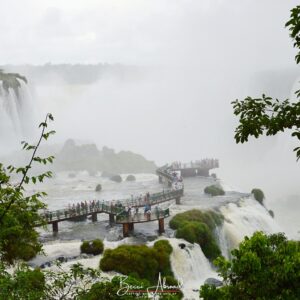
(92, 212, 98, 222)
(123, 223, 129, 237)
(52, 221, 58, 233)
(109, 213, 115, 225)
(158, 218, 165, 234)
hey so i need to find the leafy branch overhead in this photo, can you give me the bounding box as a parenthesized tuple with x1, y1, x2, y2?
(232, 5, 300, 160)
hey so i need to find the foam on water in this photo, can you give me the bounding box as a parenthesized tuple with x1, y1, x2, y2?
(219, 196, 282, 251)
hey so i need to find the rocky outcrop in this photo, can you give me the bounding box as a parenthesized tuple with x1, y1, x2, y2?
(95, 184, 102, 192)
(110, 175, 122, 183)
(204, 278, 223, 287)
(53, 139, 156, 174)
(0, 70, 27, 96)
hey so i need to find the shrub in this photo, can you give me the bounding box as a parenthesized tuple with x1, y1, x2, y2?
(170, 210, 223, 261)
(169, 210, 223, 230)
(176, 222, 221, 260)
(126, 175, 136, 181)
(80, 239, 104, 255)
(200, 232, 300, 300)
(251, 188, 265, 204)
(110, 175, 122, 183)
(95, 184, 102, 192)
(204, 185, 225, 196)
(100, 241, 174, 284)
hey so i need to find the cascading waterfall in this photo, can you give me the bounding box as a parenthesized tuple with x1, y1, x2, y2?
(218, 196, 282, 254)
(167, 238, 217, 300)
(0, 71, 35, 151)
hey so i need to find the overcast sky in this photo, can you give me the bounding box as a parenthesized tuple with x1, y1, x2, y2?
(0, 0, 298, 69)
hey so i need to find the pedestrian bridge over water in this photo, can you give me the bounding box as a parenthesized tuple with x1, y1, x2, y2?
(37, 165, 184, 236)
(38, 160, 217, 237)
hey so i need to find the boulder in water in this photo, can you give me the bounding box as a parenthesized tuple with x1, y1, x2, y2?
(204, 278, 223, 287)
(126, 174, 136, 182)
(179, 243, 186, 249)
(95, 184, 102, 192)
(110, 174, 122, 183)
(68, 173, 76, 179)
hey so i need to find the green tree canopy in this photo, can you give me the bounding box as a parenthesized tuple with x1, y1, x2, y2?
(232, 6, 300, 160)
(200, 232, 300, 300)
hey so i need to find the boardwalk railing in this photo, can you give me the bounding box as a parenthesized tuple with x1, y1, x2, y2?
(40, 189, 182, 224)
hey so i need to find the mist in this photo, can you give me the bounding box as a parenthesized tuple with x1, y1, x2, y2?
(1, 0, 300, 236)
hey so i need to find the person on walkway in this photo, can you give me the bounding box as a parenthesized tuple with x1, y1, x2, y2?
(147, 209, 151, 221)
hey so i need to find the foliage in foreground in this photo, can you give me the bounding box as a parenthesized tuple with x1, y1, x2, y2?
(81, 239, 104, 255)
(100, 240, 174, 284)
(0, 113, 55, 264)
(251, 188, 265, 204)
(204, 185, 225, 197)
(232, 6, 300, 160)
(200, 232, 300, 300)
(169, 210, 222, 260)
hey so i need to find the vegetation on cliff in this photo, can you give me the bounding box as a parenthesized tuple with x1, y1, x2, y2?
(81, 239, 104, 256)
(204, 185, 225, 196)
(251, 188, 265, 204)
(0, 69, 27, 96)
(54, 139, 156, 174)
(100, 240, 175, 284)
(169, 210, 223, 260)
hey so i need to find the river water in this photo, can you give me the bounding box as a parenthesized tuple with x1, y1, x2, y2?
(28, 172, 284, 299)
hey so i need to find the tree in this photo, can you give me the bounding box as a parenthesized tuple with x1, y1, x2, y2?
(0, 113, 55, 264)
(200, 232, 300, 300)
(232, 6, 300, 160)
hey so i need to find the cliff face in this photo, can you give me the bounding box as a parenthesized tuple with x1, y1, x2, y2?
(0, 70, 27, 96)
(54, 139, 156, 174)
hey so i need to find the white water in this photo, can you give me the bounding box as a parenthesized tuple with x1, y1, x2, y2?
(0, 80, 35, 153)
(219, 197, 282, 255)
(168, 238, 217, 300)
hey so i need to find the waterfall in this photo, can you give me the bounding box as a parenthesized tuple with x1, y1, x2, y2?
(0, 75, 35, 152)
(218, 197, 282, 254)
(167, 238, 217, 300)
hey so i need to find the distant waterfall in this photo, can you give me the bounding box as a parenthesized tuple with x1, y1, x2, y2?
(0, 74, 35, 151)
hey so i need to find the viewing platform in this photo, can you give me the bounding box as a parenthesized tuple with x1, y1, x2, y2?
(37, 187, 182, 235)
(37, 159, 217, 237)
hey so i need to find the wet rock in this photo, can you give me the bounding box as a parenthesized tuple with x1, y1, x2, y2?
(95, 184, 102, 192)
(110, 174, 122, 183)
(68, 173, 76, 178)
(204, 278, 223, 287)
(179, 243, 186, 249)
(126, 175, 136, 182)
(57, 256, 66, 263)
